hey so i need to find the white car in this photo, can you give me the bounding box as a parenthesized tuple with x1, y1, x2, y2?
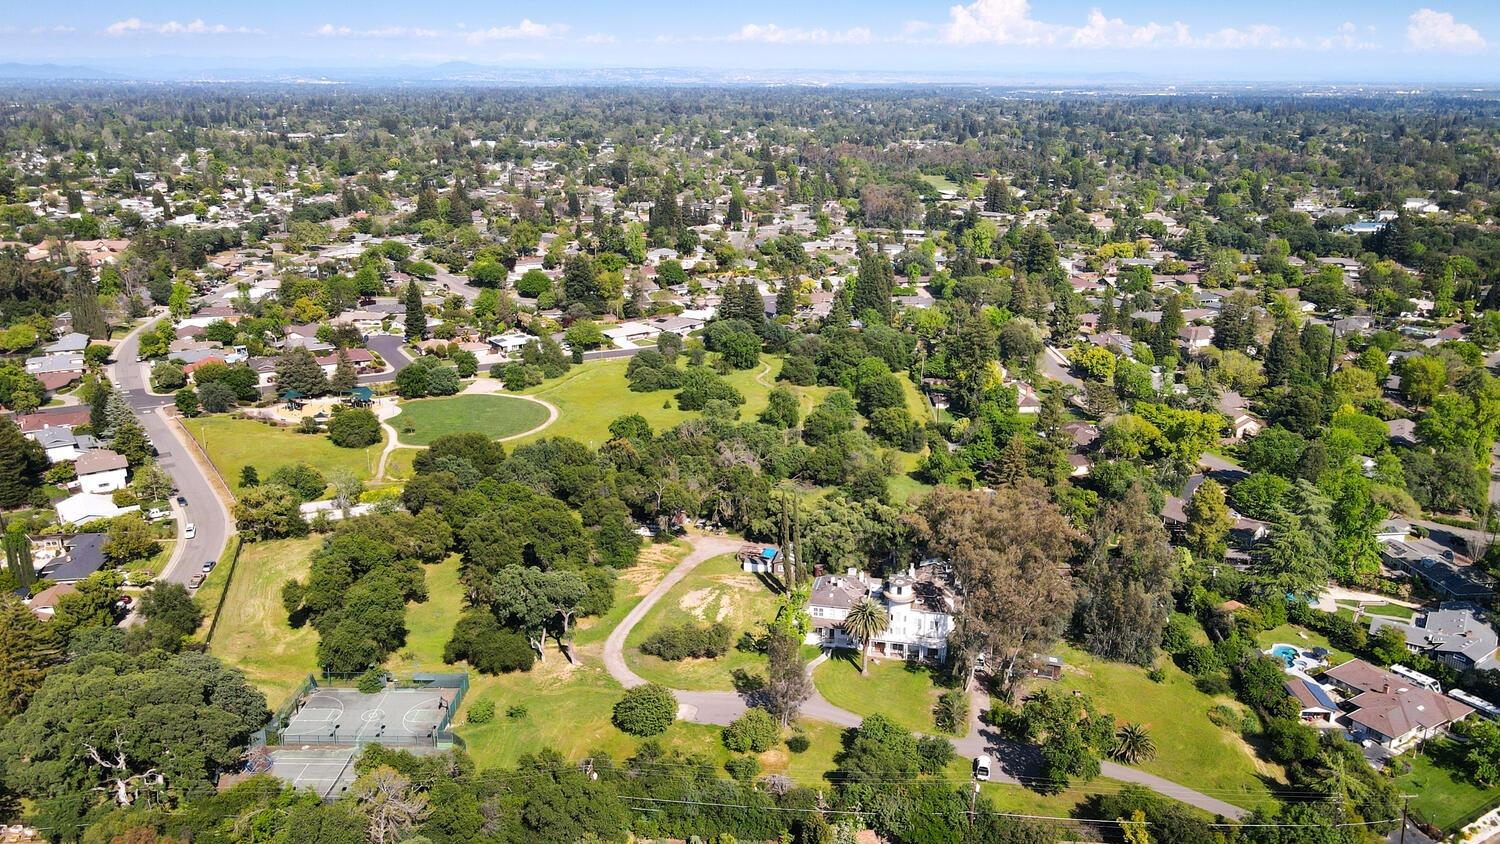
(183, 523, 196, 539)
(973, 755, 992, 782)
(146, 507, 167, 520)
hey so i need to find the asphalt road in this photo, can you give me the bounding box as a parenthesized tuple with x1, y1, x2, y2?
(111, 314, 232, 586)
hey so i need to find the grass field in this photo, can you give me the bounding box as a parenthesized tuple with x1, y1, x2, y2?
(206, 536, 323, 705)
(185, 415, 385, 495)
(513, 355, 855, 448)
(391, 394, 552, 445)
(1395, 740, 1500, 832)
(813, 650, 948, 734)
(1049, 644, 1278, 811)
(623, 553, 782, 691)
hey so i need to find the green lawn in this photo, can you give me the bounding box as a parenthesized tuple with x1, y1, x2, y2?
(185, 415, 386, 494)
(206, 536, 323, 705)
(1049, 644, 1279, 811)
(1335, 601, 1416, 620)
(623, 553, 782, 691)
(1395, 740, 1500, 832)
(391, 394, 552, 445)
(193, 535, 241, 638)
(813, 650, 947, 734)
(1253, 624, 1355, 666)
(514, 355, 837, 448)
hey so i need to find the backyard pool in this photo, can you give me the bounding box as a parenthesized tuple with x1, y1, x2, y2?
(1267, 643, 1326, 672)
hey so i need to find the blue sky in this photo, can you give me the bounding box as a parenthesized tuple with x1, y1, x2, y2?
(7, 1, 1497, 82)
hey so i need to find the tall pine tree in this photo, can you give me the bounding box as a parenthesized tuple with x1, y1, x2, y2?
(851, 246, 894, 324)
(403, 281, 426, 341)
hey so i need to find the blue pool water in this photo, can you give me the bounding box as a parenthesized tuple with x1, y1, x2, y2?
(1271, 645, 1299, 667)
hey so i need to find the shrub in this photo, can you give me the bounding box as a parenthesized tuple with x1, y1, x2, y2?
(933, 689, 970, 735)
(612, 684, 676, 736)
(723, 707, 780, 753)
(467, 699, 495, 724)
(786, 734, 811, 754)
(328, 408, 382, 448)
(506, 704, 529, 720)
(1146, 667, 1166, 683)
(725, 755, 761, 782)
(445, 611, 536, 675)
(915, 736, 956, 774)
(1207, 704, 1240, 729)
(640, 621, 732, 661)
(356, 669, 385, 694)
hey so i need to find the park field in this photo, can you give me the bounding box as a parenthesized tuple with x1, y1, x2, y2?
(391, 393, 552, 445)
(205, 536, 323, 705)
(184, 415, 386, 494)
(623, 553, 782, 691)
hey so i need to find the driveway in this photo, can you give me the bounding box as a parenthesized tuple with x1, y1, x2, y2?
(601, 533, 1248, 818)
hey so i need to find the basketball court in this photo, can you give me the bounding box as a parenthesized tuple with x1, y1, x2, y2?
(280, 686, 456, 747)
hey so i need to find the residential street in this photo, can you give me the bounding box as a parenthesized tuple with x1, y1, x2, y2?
(109, 314, 232, 586)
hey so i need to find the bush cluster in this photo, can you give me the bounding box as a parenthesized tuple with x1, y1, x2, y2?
(640, 621, 732, 661)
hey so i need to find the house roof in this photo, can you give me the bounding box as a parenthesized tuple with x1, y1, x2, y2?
(1325, 658, 1474, 738)
(38, 532, 107, 583)
(74, 448, 127, 475)
(14, 406, 91, 433)
(1284, 676, 1339, 713)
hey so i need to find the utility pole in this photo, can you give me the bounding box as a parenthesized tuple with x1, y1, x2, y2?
(1399, 793, 1410, 844)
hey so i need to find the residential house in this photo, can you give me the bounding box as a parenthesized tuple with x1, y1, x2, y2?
(1381, 536, 1496, 600)
(1284, 675, 1340, 723)
(74, 449, 129, 494)
(55, 492, 139, 526)
(806, 562, 958, 662)
(24, 583, 78, 620)
(36, 532, 107, 584)
(1322, 659, 1473, 753)
(1369, 604, 1499, 672)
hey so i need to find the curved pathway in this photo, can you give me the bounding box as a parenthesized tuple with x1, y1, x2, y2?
(602, 533, 1249, 819)
(374, 380, 560, 479)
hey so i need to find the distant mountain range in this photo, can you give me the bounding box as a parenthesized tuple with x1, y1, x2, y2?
(0, 61, 1491, 93)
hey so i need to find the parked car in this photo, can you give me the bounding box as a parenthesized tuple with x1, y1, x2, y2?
(176, 495, 188, 507)
(201, 560, 215, 573)
(188, 573, 206, 589)
(183, 523, 196, 539)
(146, 507, 167, 520)
(973, 755, 992, 782)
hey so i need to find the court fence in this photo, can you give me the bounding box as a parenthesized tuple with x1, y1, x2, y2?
(255, 671, 469, 750)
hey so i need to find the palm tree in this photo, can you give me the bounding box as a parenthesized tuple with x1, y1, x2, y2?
(842, 597, 890, 675)
(1110, 722, 1157, 764)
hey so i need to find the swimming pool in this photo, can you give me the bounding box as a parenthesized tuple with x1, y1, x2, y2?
(1271, 644, 1300, 668)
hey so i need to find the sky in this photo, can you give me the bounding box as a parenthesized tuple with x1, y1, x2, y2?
(4, 0, 1498, 83)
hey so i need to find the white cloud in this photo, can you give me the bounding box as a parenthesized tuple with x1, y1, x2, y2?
(314, 24, 441, 39)
(1199, 25, 1301, 50)
(1316, 21, 1379, 51)
(939, 0, 1375, 51)
(726, 23, 873, 45)
(580, 32, 618, 45)
(30, 25, 76, 35)
(464, 19, 569, 43)
(1069, 10, 1190, 49)
(106, 18, 260, 36)
(1407, 8, 1486, 52)
(943, 0, 1057, 46)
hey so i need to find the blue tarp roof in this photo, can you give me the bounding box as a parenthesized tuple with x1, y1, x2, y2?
(761, 547, 777, 560)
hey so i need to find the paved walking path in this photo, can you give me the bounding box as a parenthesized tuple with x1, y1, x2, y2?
(372, 380, 560, 479)
(600, 533, 1249, 819)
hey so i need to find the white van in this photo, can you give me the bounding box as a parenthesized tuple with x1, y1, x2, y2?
(973, 755, 992, 782)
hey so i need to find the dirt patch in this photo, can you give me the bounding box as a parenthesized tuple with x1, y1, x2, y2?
(620, 563, 669, 597)
(678, 587, 725, 622)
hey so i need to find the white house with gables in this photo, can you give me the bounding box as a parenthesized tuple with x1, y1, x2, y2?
(807, 562, 958, 662)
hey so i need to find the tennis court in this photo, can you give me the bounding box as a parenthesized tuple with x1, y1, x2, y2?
(281, 686, 457, 747)
(266, 748, 360, 799)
